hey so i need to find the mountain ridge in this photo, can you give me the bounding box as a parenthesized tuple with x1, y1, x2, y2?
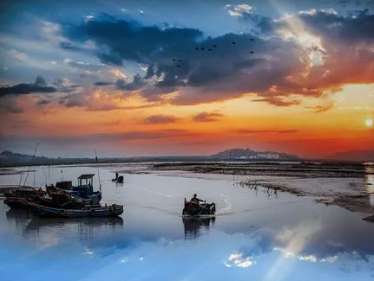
(210, 148, 299, 160)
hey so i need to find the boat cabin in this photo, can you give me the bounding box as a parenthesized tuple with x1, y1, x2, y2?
(77, 174, 95, 194)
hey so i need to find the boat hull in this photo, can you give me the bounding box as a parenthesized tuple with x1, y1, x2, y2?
(4, 197, 31, 209)
(29, 202, 124, 218)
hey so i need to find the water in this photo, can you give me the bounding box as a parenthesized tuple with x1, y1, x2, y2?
(1, 165, 374, 281)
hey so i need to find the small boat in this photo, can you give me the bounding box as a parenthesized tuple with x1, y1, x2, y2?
(182, 197, 216, 217)
(116, 176, 124, 184)
(112, 172, 124, 184)
(29, 202, 124, 218)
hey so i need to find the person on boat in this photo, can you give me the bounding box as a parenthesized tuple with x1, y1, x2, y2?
(190, 194, 204, 205)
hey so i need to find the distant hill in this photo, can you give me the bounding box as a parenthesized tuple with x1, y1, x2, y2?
(0, 150, 49, 165)
(211, 148, 300, 160)
(0, 148, 300, 167)
(329, 150, 374, 162)
(0, 150, 207, 167)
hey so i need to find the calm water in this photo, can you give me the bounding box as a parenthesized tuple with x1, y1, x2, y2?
(0, 165, 374, 281)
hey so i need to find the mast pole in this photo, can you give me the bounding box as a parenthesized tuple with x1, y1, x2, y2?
(95, 150, 102, 192)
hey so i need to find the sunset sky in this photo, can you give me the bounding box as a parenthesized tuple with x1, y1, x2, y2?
(0, 0, 373, 158)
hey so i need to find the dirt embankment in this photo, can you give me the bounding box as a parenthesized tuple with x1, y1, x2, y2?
(152, 162, 367, 178)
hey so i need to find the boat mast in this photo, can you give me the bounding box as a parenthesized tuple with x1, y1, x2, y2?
(95, 149, 102, 192)
(22, 142, 40, 187)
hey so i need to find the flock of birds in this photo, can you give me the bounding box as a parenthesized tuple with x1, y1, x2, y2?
(171, 39, 256, 69)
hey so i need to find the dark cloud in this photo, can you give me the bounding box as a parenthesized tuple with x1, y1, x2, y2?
(298, 9, 374, 43)
(94, 81, 113, 86)
(193, 112, 223, 122)
(0, 76, 56, 97)
(63, 15, 203, 66)
(61, 11, 374, 106)
(144, 114, 179, 124)
(62, 16, 262, 97)
(59, 41, 82, 51)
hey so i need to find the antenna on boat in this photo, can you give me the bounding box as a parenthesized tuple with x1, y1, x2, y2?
(95, 149, 102, 192)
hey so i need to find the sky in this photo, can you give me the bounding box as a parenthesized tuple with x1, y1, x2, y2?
(0, 0, 373, 158)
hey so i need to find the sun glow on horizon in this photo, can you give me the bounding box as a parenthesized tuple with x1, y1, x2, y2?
(365, 118, 373, 128)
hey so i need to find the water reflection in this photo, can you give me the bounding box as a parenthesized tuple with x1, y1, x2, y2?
(183, 216, 215, 239)
(25, 216, 123, 239)
(5, 207, 123, 242)
(1, 165, 374, 280)
(6, 208, 33, 229)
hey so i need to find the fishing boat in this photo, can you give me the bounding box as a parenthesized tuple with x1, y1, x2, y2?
(28, 202, 124, 218)
(182, 197, 216, 217)
(4, 186, 93, 210)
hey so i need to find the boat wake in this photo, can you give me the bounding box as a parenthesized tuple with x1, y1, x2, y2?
(216, 200, 301, 217)
(215, 194, 232, 216)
